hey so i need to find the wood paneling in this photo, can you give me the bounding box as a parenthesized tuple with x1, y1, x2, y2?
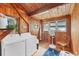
(29, 18, 40, 37)
(10, 4, 29, 33)
(55, 32, 66, 45)
(20, 3, 64, 16)
(42, 15, 71, 22)
(0, 30, 12, 41)
(71, 4, 79, 55)
(0, 3, 64, 16)
(32, 4, 74, 20)
(42, 31, 49, 42)
(0, 4, 29, 33)
(40, 20, 43, 40)
(52, 15, 72, 52)
(55, 32, 71, 51)
(66, 15, 73, 53)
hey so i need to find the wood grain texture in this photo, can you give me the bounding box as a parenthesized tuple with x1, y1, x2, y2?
(0, 30, 12, 41)
(55, 32, 72, 52)
(18, 3, 64, 16)
(71, 4, 79, 55)
(0, 4, 29, 33)
(29, 18, 40, 37)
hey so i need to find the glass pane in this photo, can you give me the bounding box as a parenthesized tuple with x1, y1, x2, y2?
(50, 22, 56, 26)
(57, 20, 66, 32)
(0, 18, 8, 29)
(57, 20, 66, 26)
(57, 27, 66, 32)
(43, 23, 49, 31)
(50, 27, 56, 31)
(7, 17, 17, 30)
(49, 22, 56, 36)
(0, 17, 17, 30)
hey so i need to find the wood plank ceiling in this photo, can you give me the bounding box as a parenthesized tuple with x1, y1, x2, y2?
(0, 3, 64, 15)
(15, 3, 64, 16)
(0, 3, 75, 20)
(32, 4, 75, 20)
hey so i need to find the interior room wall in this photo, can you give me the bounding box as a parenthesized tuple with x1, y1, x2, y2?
(29, 18, 40, 37)
(20, 18, 28, 33)
(71, 4, 79, 55)
(0, 7, 29, 33)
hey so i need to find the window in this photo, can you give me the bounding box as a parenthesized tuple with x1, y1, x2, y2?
(43, 19, 66, 36)
(49, 22, 56, 36)
(0, 17, 17, 30)
(57, 20, 66, 32)
(49, 19, 66, 36)
(43, 23, 49, 31)
(0, 18, 8, 29)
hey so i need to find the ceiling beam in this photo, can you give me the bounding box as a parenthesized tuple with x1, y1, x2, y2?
(10, 4, 30, 32)
(42, 14, 70, 22)
(10, 4, 29, 24)
(14, 3, 29, 15)
(29, 3, 65, 16)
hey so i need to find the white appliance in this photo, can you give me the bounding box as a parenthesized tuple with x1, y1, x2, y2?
(1, 33, 38, 56)
(21, 33, 38, 56)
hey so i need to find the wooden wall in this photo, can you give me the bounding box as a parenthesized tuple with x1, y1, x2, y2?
(0, 6, 29, 33)
(71, 4, 79, 55)
(29, 18, 40, 38)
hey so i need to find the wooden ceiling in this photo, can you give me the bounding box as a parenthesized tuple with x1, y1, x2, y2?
(0, 3, 64, 16)
(0, 3, 74, 20)
(18, 3, 64, 16)
(32, 4, 75, 20)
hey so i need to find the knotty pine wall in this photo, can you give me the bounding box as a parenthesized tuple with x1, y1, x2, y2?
(29, 18, 40, 38)
(0, 7, 29, 33)
(71, 4, 79, 55)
